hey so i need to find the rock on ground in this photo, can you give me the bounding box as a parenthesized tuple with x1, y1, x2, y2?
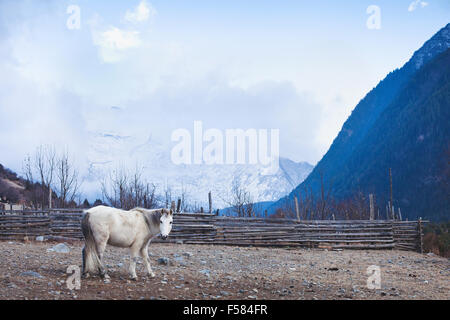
(47, 243, 70, 253)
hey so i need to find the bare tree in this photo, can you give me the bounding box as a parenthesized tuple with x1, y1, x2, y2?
(163, 183, 173, 209)
(179, 182, 188, 212)
(22, 145, 84, 209)
(55, 150, 80, 208)
(285, 173, 334, 220)
(21, 145, 85, 209)
(29, 145, 56, 208)
(354, 191, 369, 220)
(300, 187, 314, 220)
(225, 177, 255, 217)
(102, 167, 125, 208)
(186, 200, 203, 213)
(275, 197, 295, 219)
(22, 154, 40, 208)
(328, 191, 370, 220)
(101, 166, 158, 210)
(23, 154, 34, 185)
(143, 182, 157, 209)
(177, 182, 196, 213)
(318, 172, 333, 220)
(285, 186, 315, 220)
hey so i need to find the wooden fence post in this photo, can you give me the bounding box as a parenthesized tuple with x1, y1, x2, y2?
(48, 188, 52, 209)
(369, 194, 374, 220)
(208, 192, 212, 214)
(170, 201, 176, 212)
(176, 198, 181, 213)
(294, 196, 300, 221)
(389, 167, 393, 218)
(418, 218, 423, 254)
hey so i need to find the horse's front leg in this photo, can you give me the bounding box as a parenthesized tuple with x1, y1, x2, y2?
(140, 244, 155, 278)
(129, 245, 140, 280)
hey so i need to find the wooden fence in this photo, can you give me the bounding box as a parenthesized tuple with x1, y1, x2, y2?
(0, 209, 426, 252)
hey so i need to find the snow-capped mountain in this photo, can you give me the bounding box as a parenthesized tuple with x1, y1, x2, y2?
(84, 129, 313, 209)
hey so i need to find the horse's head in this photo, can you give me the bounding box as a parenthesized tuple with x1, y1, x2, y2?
(159, 208, 173, 240)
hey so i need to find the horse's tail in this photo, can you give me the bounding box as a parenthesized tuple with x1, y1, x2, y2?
(81, 211, 101, 275)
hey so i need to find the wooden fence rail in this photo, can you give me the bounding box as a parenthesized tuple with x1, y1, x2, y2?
(0, 210, 426, 252)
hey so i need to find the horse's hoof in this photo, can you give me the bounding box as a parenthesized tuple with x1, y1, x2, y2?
(149, 272, 156, 278)
(103, 278, 111, 284)
(130, 276, 138, 281)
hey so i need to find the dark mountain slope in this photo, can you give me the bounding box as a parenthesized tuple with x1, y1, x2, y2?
(270, 24, 450, 221)
(329, 49, 449, 220)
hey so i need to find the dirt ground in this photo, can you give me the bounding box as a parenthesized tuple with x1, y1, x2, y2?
(0, 241, 448, 300)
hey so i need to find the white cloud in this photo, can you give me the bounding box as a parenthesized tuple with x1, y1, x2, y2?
(91, 76, 324, 164)
(92, 26, 142, 63)
(89, 2, 157, 63)
(0, 0, 373, 174)
(99, 27, 141, 50)
(408, 0, 429, 12)
(125, 0, 156, 24)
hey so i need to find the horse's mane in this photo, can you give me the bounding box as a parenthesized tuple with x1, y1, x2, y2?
(132, 208, 162, 227)
(132, 207, 169, 214)
(131, 207, 149, 214)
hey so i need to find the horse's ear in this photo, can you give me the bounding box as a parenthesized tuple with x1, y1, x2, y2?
(161, 209, 165, 214)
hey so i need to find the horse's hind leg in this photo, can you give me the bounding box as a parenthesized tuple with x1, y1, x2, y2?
(140, 243, 155, 278)
(96, 240, 110, 281)
(81, 246, 90, 278)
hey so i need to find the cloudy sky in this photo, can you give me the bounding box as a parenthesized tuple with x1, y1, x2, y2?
(0, 0, 449, 175)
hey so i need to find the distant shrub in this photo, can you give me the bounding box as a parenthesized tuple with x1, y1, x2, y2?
(423, 222, 450, 258)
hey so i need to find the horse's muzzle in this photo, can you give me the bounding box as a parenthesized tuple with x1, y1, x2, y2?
(161, 235, 168, 240)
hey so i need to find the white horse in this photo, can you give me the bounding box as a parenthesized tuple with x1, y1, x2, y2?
(81, 205, 173, 281)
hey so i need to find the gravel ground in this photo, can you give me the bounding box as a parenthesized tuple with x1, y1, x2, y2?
(0, 241, 448, 300)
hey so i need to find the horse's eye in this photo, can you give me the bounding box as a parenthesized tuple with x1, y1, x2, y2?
(170, 221, 173, 224)
(160, 220, 163, 224)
